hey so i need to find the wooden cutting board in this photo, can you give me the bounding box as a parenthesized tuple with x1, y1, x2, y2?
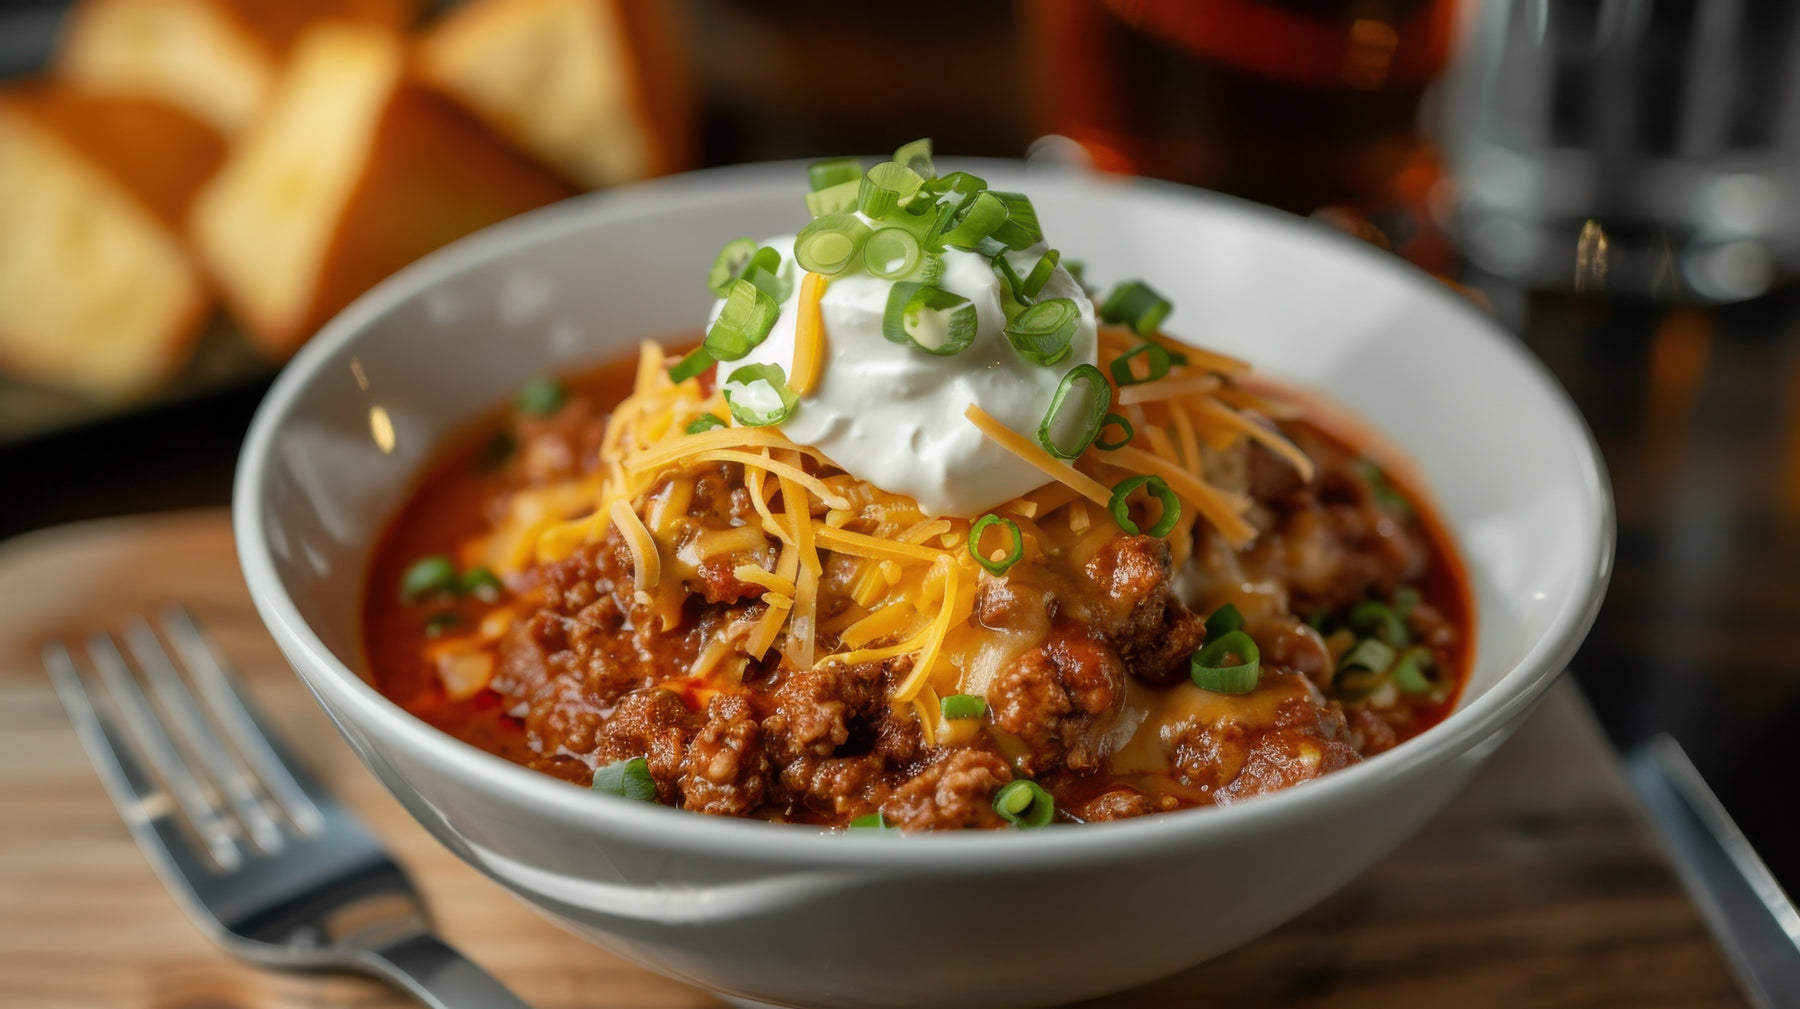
(0, 511, 1748, 1009)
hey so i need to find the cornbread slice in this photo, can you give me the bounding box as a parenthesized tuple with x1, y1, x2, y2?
(189, 23, 573, 356)
(56, 0, 417, 135)
(0, 86, 223, 397)
(417, 0, 692, 188)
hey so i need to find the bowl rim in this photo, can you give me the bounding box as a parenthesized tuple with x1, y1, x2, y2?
(234, 158, 1616, 868)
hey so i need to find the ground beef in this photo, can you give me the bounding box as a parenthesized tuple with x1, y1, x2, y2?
(1077, 535, 1207, 684)
(989, 629, 1125, 776)
(1167, 675, 1360, 803)
(594, 688, 698, 804)
(1070, 788, 1173, 823)
(679, 693, 768, 816)
(885, 749, 1013, 830)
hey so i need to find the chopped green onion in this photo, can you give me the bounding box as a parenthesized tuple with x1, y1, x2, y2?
(805, 178, 861, 218)
(941, 693, 987, 719)
(1036, 363, 1110, 459)
(916, 171, 989, 246)
(1094, 413, 1134, 451)
(808, 157, 862, 192)
(1205, 603, 1244, 641)
(400, 555, 458, 601)
(849, 811, 895, 831)
(967, 514, 1025, 575)
(858, 161, 925, 220)
(882, 282, 977, 355)
(893, 138, 935, 179)
(704, 278, 780, 361)
(1339, 637, 1397, 675)
(1004, 297, 1081, 366)
(686, 413, 726, 434)
(706, 237, 758, 296)
(1191, 630, 1261, 694)
(864, 228, 925, 280)
(1393, 586, 1421, 618)
(993, 779, 1055, 828)
(1392, 645, 1436, 695)
(992, 252, 1030, 306)
(988, 191, 1043, 250)
(723, 363, 799, 427)
(666, 347, 715, 383)
(1349, 599, 1409, 647)
(937, 191, 1008, 249)
(795, 213, 871, 275)
(514, 377, 567, 416)
(1100, 280, 1173, 336)
(1108, 474, 1182, 538)
(1064, 259, 1087, 287)
(591, 756, 658, 803)
(1357, 460, 1413, 515)
(1021, 249, 1061, 297)
(738, 246, 790, 302)
(423, 611, 462, 638)
(1109, 341, 1173, 386)
(461, 566, 504, 601)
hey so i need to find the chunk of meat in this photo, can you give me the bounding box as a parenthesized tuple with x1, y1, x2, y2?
(884, 749, 1012, 830)
(680, 693, 769, 816)
(761, 660, 888, 763)
(593, 687, 698, 803)
(1078, 535, 1208, 685)
(988, 630, 1126, 776)
(1166, 674, 1359, 803)
(1069, 787, 1173, 823)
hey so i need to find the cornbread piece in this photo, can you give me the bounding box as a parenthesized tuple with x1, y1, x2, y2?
(0, 86, 223, 397)
(56, 0, 417, 135)
(418, 0, 692, 188)
(189, 24, 573, 356)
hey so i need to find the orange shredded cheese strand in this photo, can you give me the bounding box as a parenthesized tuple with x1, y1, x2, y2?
(1195, 399, 1316, 482)
(610, 499, 660, 592)
(964, 404, 1113, 507)
(746, 593, 793, 659)
(840, 603, 921, 649)
(733, 564, 795, 595)
(894, 559, 961, 701)
(815, 526, 945, 564)
(789, 272, 830, 396)
(688, 450, 852, 509)
(1117, 373, 1222, 406)
(626, 427, 830, 473)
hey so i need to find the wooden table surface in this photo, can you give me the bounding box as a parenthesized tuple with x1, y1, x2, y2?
(0, 510, 1750, 1009)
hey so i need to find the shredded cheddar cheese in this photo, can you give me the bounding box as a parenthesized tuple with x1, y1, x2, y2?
(789, 272, 830, 396)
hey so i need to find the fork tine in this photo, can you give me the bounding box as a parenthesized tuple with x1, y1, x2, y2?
(125, 618, 286, 855)
(83, 631, 243, 872)
(158, 606, 325, 834)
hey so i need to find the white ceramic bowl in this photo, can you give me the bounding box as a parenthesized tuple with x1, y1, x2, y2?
(234, 161, 1613, 1009)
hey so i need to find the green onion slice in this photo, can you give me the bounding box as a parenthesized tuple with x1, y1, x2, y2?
(1094, 413, 1134, 451)
(1109, 341, 1173, 386)
(808, 157, 862, 192)
(805, 178, 861, 218)
(795, 213, 871, 275)
(1021, 249, 1061, 297)
(993, 779, 1055, 828)
(1357, 460, 1413, 515)
(723, 363, 799, 427)
(514, 377, 567, 416)
(1339, 637, 1397, 675)
(893, 138, 935, 179)
(849, 811, 895, 831)
(461, 566, 504, 601)
(941, 693, 987, 719)
(967, 514, 1025, 575)
(1005, 297, 1081, 367)
(1205, 602, 1244, 641)
(686, 413, 726, 434)
(1036, 364, 1110, 459)
(400, 555, 458, 601)
(706, 237, 759, 296)
(423, 611, 462, 638)
(938, 191, 1008, 250)
(1348, 599, 1409, 647)
(882, 282, 977, 355)
(1100, 280, 1173, 336)
(1391, 645, 1437, 695)
(738, 246, 790, 302)
(1393, 586, 1421, 618)
(916, 171, 989, 246)
(1191, 630, 1261, 694)
(865, 228, 925, 280)
(1108, 474, 1182, 538)
(591, 756, 658, 802)
(666, 347, 715, 383)
(988, 191, 1043, 250)
(858, 161, 926, 221)
(704, 278, 780, 361)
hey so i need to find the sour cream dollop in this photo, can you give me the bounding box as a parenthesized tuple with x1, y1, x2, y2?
(720, 236, 1097, 517)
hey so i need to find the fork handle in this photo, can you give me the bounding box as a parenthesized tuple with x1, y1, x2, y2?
(353, 932, 534, 1009)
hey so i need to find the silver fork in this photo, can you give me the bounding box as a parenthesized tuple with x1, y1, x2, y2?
(44, 606, 531, 1009)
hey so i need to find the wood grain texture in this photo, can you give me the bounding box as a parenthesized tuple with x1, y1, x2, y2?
(0, 511, 1748, 1009)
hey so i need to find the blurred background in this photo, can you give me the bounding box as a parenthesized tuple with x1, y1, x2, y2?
(2, 0, 1798, 927)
